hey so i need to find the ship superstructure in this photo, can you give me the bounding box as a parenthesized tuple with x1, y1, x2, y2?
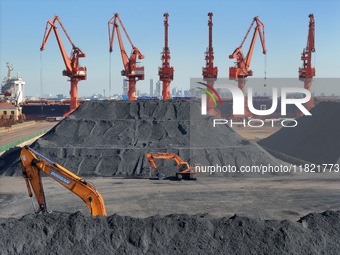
(1, 63, 25, 104)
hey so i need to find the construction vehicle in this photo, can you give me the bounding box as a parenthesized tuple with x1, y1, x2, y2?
(40, 16, 87, 115)
(202, 12, 219, 116)
(229, 16, 266, 117)
(299, 14, 315, 110)
(159, 13, 174, 100)
(108, 13, 144, 100)
(20, 146, 106, 216)
(146, 152, 199, 180)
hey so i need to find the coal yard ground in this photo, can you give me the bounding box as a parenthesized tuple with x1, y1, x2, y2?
(2, 173, 340, 220)
(1, 100, 340, 254)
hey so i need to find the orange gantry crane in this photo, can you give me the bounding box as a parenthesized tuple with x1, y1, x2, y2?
(229, 16, 266, 92)
(202, 12, 219, 116)
(108, 13, 144, 100)
(159, 13, 174, 100)
(40, 16, 87, 114)
(229, 16, 266, 117)
(299, 14, 315, 110)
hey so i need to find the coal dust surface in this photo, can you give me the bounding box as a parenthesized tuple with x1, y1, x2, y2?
(1, 210, 340, 255)
(259, 101, 340, 165)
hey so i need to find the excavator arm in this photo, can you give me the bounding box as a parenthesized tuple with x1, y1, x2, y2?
(20, 146, 106, 216)
(146, 153, 190, 171)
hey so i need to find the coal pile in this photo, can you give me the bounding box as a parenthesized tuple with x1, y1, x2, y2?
(259, 102, 340, 165)
(1, 100, 282, 176)
(1, 210, 340, 255)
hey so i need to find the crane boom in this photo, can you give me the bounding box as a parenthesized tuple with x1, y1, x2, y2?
(20, 146, 106, 216)
(228, 16, 266, 118)
(108, 13, 144, 100)
(159, 13, 174, 100)
(229, 16, 266, 81)
(299, 14, 315, 110)
(40, 16, 86, 114)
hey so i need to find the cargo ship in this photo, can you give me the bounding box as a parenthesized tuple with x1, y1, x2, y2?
(1, 63, 25, 105)
(1, 63, 70, 121)
(20, 100, 70, 121)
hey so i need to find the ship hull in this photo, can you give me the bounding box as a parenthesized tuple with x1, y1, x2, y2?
(22, 104, 70, 120)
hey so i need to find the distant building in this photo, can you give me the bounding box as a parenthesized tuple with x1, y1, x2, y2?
(155, 81, 161, 97)
(0, 102, 22, 121)
(183, 90, 190, 97)
(172, 87, 178, 97)
(122, 79, 128, 96)
(42, 94, 53, 99)
(136, 89, 141, 97)
(171, 87, 182, 97)
(150, 79, 154, 97)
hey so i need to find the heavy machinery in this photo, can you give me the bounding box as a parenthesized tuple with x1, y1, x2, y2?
(146, 152, 199, 180)
(202, 12, 219, 116)
(229, 16, 266, 117)
(229, 16, 266, 86)
(40, 16, 87, 115)
(108, 13, 144, 100)
(20, 146, 106, 216)
(159, 13, 174, 100)
(299, 14, 315, 110)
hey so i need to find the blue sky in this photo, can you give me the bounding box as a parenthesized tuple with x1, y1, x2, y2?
(1, 0, 340, 97)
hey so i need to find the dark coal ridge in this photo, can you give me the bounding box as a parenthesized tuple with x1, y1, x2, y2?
(259, 102, 340, 165)
(1, 100, 283, 177)
(1, 210, 340, 255)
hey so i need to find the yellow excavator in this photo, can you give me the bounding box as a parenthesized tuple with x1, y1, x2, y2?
(146, 152, 200, 180)
(20, 146, 106, 216)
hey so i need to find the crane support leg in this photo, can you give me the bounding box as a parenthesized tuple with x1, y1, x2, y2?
(70, 79, 79, 112)
(205, 79, 221, 117)
(162, 80, 170, 100)
(304, 79, 314, 110)
(234, 78, 251, 118)
(128, 78, 137, 100)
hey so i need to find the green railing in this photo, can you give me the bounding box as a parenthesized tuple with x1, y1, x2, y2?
(0, 129, 46, 153)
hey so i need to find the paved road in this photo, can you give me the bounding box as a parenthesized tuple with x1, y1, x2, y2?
(1, 172, 340, 220)
(0, 122, 57, 147)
